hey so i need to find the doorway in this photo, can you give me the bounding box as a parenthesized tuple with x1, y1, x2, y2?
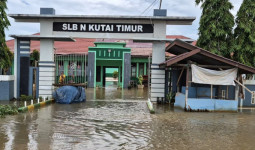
(103, 67, 119, 88)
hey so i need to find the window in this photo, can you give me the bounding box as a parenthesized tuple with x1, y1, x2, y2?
(139, 63, 144, 76)
(131, 63, 136, 77)
(251, 91, 255, 104)
(222, 90, 226, 99)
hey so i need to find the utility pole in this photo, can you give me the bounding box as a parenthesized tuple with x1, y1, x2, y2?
(159, 0, 162, 9)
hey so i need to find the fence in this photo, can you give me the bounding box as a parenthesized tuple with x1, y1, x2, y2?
(54, 54, 87, 85)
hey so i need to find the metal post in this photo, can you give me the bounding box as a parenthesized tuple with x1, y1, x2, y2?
(159, 0, 162, 9)
(227, 85, 229, 99)
(235, 74, 239, 101)
(85, 53, 87, 84)
(211, 85, 213, 99)
(185, 65, 189, 110)
(148, 53, 151, 100)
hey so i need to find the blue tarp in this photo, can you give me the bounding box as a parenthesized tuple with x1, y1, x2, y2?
(53, 86, 86, 104)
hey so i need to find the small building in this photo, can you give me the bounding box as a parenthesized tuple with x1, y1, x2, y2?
(160, 39, 255, 111)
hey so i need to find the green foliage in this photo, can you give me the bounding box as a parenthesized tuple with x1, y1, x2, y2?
(0, 105, 18, 117)
(30, 49, 40, 66)
(39, 96, 43, 101)
(112, 71, 118, 78)
(166, 92, 175, 103)
(195, 0, 234, 58)
(138, 75, 143, 85)
(0, 0, 11, 74)
(0, 46, 13, 74)
(20, 95, 33, 101)
(233, 0, 255, 67)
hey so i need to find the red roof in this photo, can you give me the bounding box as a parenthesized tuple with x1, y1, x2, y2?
(6, 33, 196, 57)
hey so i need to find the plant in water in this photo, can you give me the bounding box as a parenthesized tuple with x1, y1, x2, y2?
(166, 92, 175, 103)
(138, 75, 143, 85)
(0, 105, 18, 117)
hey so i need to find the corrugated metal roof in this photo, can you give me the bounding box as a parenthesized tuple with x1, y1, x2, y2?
(163, 39, 255, 74)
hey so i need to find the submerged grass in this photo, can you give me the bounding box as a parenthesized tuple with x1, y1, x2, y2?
(0, 105, 19, 117)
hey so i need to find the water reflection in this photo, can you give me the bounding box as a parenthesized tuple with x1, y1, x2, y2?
(0, 87, 255, 149)
(86, 83, 148, 100)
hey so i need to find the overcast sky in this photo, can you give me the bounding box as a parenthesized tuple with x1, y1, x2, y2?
(5, 0, 243, 41)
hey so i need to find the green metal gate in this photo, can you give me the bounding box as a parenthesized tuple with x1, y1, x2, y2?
(55, 54, 87, 85)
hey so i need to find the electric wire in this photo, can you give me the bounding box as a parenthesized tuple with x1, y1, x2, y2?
(140, 0, 160, 16)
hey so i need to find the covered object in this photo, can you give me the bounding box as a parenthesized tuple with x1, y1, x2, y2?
(53, 86, 86, 104)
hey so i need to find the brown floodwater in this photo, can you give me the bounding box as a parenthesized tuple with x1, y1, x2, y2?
(1, 83, 255, 150)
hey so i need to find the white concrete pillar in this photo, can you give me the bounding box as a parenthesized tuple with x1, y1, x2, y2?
(150, 21, 166, 102)
(14, 39, 18, 98)
(39, 19, 55, 98)
(38, 39, 55, 98)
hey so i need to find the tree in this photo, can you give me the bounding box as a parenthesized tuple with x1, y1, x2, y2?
(30, 49, 40, 66)
(195, 0, 235, 57)
(0, 0, 11, 74)
(1, 46, 13, 74)
(234, 0, 255, 67)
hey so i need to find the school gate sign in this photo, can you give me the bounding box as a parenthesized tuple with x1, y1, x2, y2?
(53, 22, 154, 33)
(10, 8, 195, 101)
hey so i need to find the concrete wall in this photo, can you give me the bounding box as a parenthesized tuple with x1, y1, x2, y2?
(181, 86, 235, 100)
(174, 92, 238, 111)
(0, 75, 14, 100)
(181, 86, 216, 98)
(242, 85, 255, 107)
(123, 53, 131, 88)
(87, 52, 95, 87)
(175, 92, 186, 109)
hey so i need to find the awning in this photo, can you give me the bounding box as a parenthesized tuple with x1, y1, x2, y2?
(191, 64, 237, 86)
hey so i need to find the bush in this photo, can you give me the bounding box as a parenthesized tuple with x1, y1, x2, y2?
(0, 105, 18, 117)
(113, 71, 118, 78)
(20, 95, 33, 101)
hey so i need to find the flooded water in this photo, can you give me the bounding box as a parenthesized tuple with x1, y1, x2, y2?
(1, 83, 255, 149)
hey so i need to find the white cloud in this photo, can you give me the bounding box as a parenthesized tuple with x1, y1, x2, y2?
(5, 0, 243, 40)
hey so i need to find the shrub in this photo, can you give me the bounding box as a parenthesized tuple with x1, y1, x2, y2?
(0, 105, 18, 117)
(20, 95, 33, 101)
(112, 71, 118, 78)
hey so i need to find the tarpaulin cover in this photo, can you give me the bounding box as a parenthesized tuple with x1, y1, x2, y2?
(53, 86, 86, 104)
(191, 64, 237, 86)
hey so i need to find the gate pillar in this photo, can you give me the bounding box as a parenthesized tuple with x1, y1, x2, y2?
(14, 38, 31, 98)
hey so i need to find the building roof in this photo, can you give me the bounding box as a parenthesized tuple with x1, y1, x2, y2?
(6, 34, 195, 57)
(160, 39, 255, 74)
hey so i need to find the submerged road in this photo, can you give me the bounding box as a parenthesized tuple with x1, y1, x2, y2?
(1, 84, 255, 149)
